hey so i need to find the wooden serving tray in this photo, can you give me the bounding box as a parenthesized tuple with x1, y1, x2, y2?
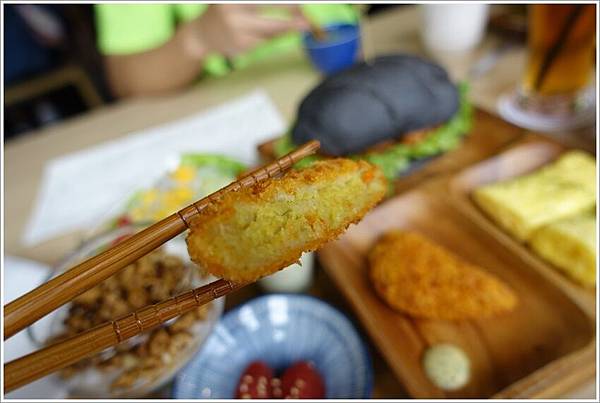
(447, 139, 596, 314)
(319, 169, 595, 398)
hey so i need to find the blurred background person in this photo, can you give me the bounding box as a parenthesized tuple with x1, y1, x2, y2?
(95, 4, 358, 98)
(4, 4, 397, 139)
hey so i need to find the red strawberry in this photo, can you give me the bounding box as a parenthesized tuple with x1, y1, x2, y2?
(280, 361, 326, 399)
(235, 361, 274, 399)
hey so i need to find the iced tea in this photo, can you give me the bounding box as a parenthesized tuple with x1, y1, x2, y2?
(522, 4, 595, 98)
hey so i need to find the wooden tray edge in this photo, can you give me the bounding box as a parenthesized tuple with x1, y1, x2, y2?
(319, 173, 596, 399)
(443, 139, 596, 318)
(442, 137, 597, 398)
(493, 338, 596, 399)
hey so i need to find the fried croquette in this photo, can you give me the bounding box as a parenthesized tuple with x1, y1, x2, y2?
(369, 231, 517, 320)
(186, 159, 387, 282)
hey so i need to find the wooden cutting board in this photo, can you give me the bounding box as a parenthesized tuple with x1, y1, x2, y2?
(318, 138, 596, 398)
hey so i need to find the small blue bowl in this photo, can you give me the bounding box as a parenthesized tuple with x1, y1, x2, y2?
(173, 294, 372, 399)
(303, 23, 361, 75)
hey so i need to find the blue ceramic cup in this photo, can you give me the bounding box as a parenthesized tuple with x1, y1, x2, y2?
(303, 23, 361, 75)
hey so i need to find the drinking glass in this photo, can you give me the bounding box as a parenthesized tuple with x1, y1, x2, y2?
(520, 4, 596, 113)
(499, 4, 596, 131)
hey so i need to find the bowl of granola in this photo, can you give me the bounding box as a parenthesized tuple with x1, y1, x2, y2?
(28, 224, 224, 398)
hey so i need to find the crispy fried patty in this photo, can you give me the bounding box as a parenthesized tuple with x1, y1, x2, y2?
(187, 159, 387, 282)
(369, 231, 518, 320)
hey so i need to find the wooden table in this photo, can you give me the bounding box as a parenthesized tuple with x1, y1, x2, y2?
(4, 5, 595, 399)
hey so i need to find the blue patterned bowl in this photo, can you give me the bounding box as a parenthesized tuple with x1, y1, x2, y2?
(173, 294, 372, 399)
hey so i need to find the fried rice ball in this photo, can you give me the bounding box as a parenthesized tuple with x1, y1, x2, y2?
(369, 231, 517, 320)
(187, 159, 387, 282)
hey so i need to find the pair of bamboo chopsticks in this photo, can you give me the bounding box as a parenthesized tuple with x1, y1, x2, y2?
(3, 140, 320, 393)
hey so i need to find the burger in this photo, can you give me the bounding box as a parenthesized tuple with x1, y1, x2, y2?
(265, 54, 472, 181)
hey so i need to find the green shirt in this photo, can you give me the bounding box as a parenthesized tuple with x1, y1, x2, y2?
(95, 4, 357, 76)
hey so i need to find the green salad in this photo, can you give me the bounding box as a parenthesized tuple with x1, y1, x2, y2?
(116, 154, 246, 225)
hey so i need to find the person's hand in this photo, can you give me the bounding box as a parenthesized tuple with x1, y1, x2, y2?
(181, 4, 309, 59)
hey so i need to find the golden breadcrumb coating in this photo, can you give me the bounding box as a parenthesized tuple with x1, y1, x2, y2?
(369, 231, 517, 320)
(187, 159, 387, 282)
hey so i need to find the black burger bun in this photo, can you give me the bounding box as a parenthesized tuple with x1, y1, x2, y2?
(292, 54, 460, 156)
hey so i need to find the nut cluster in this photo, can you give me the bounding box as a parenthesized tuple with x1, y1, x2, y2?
(52, 249, 209, 392)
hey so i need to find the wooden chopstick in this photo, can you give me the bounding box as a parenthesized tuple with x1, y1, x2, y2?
(4, 140, 320, 340)
(4, 279, 246, 393)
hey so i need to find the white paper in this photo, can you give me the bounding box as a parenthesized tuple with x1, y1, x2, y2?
(23, 90, 286, 246)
